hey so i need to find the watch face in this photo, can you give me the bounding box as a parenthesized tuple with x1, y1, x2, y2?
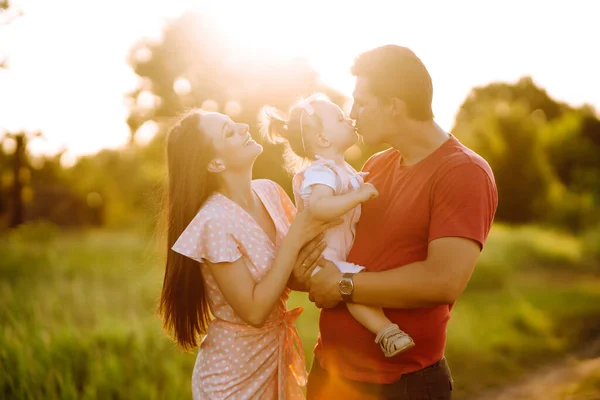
(339, 279, 353, 295)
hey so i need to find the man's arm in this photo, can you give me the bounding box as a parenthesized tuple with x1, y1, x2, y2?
(309, 236, 481, 308)
(353, 236, 480, 307)
(309, 161, 498, 309)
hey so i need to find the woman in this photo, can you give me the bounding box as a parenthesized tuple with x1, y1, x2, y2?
(159, 109, 337, 399)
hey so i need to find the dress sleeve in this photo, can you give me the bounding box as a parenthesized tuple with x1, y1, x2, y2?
(171, 207, 243, 264)
(300, 164, 340, 198)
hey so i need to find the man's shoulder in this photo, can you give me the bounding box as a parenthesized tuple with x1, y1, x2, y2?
(362, 148, 398, 172)
(438, 139, 495, 182)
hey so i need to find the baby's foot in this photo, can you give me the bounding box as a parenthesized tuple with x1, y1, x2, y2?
(375, 324, 415, 357)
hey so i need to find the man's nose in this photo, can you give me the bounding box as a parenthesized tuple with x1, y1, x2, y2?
(349, 104, 358, 120)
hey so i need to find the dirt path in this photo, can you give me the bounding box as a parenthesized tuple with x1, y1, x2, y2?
(475, 339, 600, 400)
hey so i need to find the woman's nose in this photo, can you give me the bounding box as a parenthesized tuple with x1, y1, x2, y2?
(236, 124, 249, 135)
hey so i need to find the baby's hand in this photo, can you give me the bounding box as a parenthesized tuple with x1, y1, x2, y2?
(358, 182, 378, 202)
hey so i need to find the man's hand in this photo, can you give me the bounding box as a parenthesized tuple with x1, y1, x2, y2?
(308, 260, 343, 308)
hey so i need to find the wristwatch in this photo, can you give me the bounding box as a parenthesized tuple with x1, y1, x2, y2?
(338, 273, 355, 303)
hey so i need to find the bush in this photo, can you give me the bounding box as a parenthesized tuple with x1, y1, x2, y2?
(582, 223, 600, 270)
(469, 224, 585, 290)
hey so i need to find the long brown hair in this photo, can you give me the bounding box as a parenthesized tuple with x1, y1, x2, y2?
(159, 109, 216, 350)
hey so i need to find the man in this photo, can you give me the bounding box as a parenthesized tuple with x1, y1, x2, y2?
(305, 45, 498, 399)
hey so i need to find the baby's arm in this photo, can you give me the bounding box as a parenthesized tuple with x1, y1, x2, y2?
(307, 183, 378, 221)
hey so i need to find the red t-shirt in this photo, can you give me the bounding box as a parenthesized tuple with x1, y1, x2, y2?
(314, 135, 498, 384)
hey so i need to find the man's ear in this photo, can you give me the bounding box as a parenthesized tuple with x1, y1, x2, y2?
(316, 133, 331, 148)
(390, 98, 408, 119)
(207, 158, 226, 173)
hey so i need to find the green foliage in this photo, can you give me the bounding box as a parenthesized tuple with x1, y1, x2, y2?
(0, 11, 384, 231)
(470, 224, 581, 290)
(63, 147, 165, 230)
(126, 10, 381, 193)
(2, 226, 600, 399)
(582, 223, 600, 264)
(453, 77, 600, 230)
(0, 227, 195, 399)
(446, 282, 600, 398)
(471, 223, 600, 293)
(2, 14, 598, 234)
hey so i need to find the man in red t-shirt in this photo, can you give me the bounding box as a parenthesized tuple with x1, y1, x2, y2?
(305, 46, 498, 399)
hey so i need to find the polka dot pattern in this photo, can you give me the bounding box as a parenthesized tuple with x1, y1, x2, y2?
(172, 179, 305, 399)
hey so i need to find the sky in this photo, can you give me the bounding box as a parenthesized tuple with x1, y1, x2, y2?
(0, 0, 598, 161)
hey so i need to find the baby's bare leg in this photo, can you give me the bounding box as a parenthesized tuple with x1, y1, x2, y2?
(334, 261, 414, 356)
(347, 303, 415, 357)
(346, 303, 391, 334)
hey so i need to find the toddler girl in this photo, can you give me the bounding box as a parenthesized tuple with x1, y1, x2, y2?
(260, 94, 415, 357)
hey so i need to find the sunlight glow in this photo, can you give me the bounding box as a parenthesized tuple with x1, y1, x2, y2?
(200, 100, 219, 112)
(224, 101, 242, 118)
(136, 91, 157, 110)
(134, 120, 159, 146)
(86, 192, 103, 208)
(173, 78, 191, 96)
(2, 137, 17, 155)
(59, 152, 77, 169)
(0, 0, 598, 157)
(133, 47, 153, 64)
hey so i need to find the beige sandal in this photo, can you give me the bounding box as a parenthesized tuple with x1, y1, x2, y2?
(375, 324, 415, 357)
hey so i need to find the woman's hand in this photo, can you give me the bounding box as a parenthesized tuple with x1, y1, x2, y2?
(285, 208, 342, 249)
(287, 235, 327, 292)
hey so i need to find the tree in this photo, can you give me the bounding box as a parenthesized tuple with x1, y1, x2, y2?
(453, 77, 600, 229)
(126, 11, 350, 191)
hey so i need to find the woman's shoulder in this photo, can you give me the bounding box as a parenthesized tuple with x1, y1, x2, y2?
(197, 194, 229, 217)
(190, 194, 239, 230)
(172, 194, 242, 263)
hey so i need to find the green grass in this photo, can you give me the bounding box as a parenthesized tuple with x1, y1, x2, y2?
(1, 225, 194, 399)
(558, 367, 600, 400)
(1, 222, 600, 399)
(468, 224, 589, 290)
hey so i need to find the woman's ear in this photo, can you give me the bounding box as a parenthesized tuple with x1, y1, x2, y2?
(316, 133, 331, 148)
(207, 158, 226, 173)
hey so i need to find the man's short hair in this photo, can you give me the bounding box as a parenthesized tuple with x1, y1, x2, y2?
(351, 45, 434, 121)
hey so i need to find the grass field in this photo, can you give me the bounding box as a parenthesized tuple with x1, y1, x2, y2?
(1, 222, 600, 399)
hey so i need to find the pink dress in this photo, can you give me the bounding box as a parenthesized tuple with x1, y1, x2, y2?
(172, 179, 306, 400)
(292, 157, 366, 276)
